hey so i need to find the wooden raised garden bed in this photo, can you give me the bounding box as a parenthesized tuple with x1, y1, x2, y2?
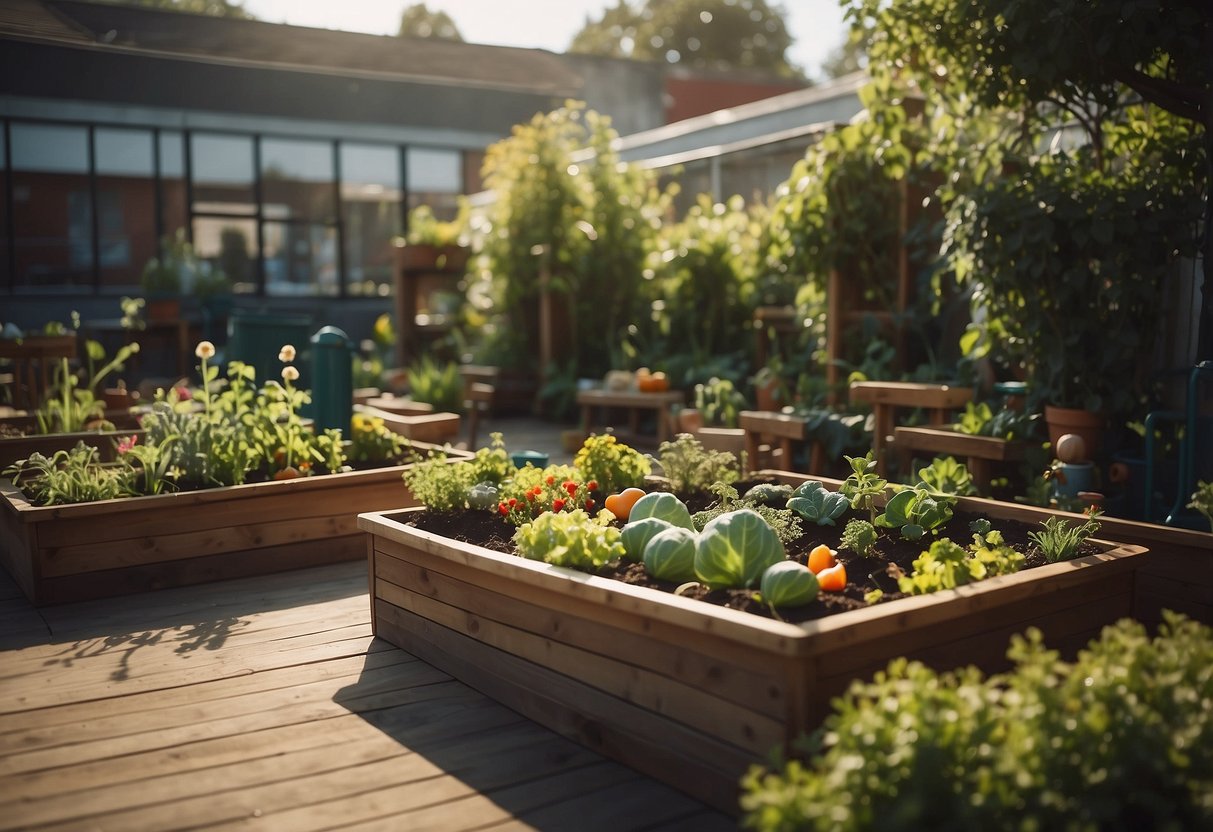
(359, 480, 1148, 814)
(1, 443, 470, 606)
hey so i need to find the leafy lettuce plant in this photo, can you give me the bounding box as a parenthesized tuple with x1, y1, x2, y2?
(786, 480, 849, 526)
(875, 484, 956, 540)
(512, 509, 625, 572)
(898, 527, 1022, 595)
(917, 456, 977, 496)
(694, 509, 785, 589)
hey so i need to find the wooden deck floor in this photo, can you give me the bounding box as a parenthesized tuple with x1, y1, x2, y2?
(0, 563, 736, 831)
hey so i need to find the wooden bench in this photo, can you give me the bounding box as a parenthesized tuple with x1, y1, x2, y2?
(739, 410, 825, 475)
(577, 388, 683, 446)
(849, 381, 974, 477)
(893, 425, 1029, 492)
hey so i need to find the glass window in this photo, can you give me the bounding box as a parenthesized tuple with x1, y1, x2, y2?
(192, 133, 255, 214)
(95, 127, 157, 289)
(193, 217, 257, 295)
(263, 222, 337, 297)
(261, 138, 335, 222)
(9, 123, 92, 291)
(407, 147, 462, 220)
(341, 143, 401, 297)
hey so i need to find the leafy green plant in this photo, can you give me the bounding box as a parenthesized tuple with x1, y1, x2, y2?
(496, 465, 597, 526)
(656, 433, 741, 494)
(837, 451, 887, 524)
(955, 401, 1038, 442)
(839, 518, 878, 557)
(512, 509, 625, 571)
(898, 527, 1023, 595)
(741, 612, 1213, 831)
(1187, 481, 1212, 530)
(347, 412, 412, 464)
(742, 482, 793, 507)
(875, 484, 956, 540)
(691, 482, 803, 545)
(694, 376, 748, 428)
(916, 455, 977, 496)
(404, 201, 469, 248)
(406, 355, 463, 414)
(401, 451, 478, 511)
(1028, 511, 1102, 563)
(621, 517, 674, 562)
(574, 433, 651, 495)
(759, 561, 819, 609)
(693, 508, 785, 590)
(642, 526, 698, 583)
(37, 339, 140, 435)
(785, 480, 849, 526)
(3, 443, 133, 505)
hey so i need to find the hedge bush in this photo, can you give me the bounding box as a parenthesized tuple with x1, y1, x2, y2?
(741, 612, 1213, 831)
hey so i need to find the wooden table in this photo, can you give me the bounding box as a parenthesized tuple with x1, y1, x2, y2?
(739, 410, 825, 474)
(577, 388, 683, 446)
(893, 425, 1029, 493)
(849, 381, 974, 476)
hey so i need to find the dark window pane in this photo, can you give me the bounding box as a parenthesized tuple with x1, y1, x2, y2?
(10, 123, 92, 291)
(193, 217, 257, 295)
(341, 143, 400, 298)
(192, 133, 255, 215)
(95, 128, 157, 289)
(262, 138, 334, 223)
(159, 131, 188, 242)
(263, 221, 337, 297)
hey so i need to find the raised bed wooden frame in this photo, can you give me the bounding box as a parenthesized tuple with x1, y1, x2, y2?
(1, 443, 469, 605)
(359, 481, 1149, 814)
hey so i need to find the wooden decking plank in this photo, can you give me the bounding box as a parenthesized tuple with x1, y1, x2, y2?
(0, 662, 460, 776)
(0, 647, 416, 735)
(0, 655, 448, 756)
(0, 632, 390, 714)
(2, 701, 536, 830)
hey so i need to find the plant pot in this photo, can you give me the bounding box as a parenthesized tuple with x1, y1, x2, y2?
(397, 243, 470, 274)
(676, 408, 704, 434)
(146, 296, 182, 322)
(360, 487, 1147, 814)
(1045, 405, 1104, 460)
(1, 441, 471, 606)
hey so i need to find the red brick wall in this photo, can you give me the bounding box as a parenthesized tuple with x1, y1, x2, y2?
(663, 76, 807, 124)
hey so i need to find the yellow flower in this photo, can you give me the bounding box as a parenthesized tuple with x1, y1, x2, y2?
(281, 365, 300, 382)
(278, 344, 296, 363)
(195, 341, 216, 359)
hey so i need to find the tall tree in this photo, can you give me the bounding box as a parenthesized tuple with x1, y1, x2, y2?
(105, 0, 254, 17)
(397, 3, 463, 41)
(569, 0, 801, 78)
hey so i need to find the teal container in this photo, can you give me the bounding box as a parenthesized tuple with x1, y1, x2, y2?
(309, 326, 354, 433)
(226, 310, 313, 388)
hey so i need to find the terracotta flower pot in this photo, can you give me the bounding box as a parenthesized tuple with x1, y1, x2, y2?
(1044, 405, 1104, 460)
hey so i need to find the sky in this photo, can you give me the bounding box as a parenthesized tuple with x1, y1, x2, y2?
(240, 0, 849, 79)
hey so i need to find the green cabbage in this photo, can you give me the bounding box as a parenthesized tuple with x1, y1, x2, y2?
(642, 526, 698, 582)
(786, 480, 850, 526)
(621, 517, 674, 562)
(628, 491, 695, 529)
(694, 508, 786, 589)
(760, 561, 820, 608)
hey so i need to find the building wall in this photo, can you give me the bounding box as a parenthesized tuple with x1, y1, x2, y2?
(663, 75, 807, 124)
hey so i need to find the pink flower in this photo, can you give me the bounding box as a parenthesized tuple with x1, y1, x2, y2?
(174, 386, 192, 401)
(117, 435, 139, 455)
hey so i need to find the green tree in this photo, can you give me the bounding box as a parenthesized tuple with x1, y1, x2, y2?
(818, 30, 868, 80)
(105, 0, 254, 17)
(397, 3, 463, 41)
(569, 0, 801, 78)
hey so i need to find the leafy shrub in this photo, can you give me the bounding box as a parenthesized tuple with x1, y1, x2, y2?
(401, 451, 477, 511)
(347, 412, 412, 463)
(785, 480, 849, 526)
(406, 355, 463, 414)
(694, 376, 748, 428)
(574, 433, 651, 495)
(898, 528, 1023, 595)
(741, 612, 1213, 831)
(694, 508, 785, 589)
(512, 509, 625, 571)
(657, 433, 741, 494)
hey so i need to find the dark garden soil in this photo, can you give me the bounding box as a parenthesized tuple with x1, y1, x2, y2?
(406, 480, 1104, 625)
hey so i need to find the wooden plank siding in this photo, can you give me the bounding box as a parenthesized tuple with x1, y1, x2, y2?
(0, 563, 734, 831)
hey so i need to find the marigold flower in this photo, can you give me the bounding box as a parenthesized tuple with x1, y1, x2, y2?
(281, 365, 300, 382)
(278, 344, 296, 363)
(195, 340, 216, 359)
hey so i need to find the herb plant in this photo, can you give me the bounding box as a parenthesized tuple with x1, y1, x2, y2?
(691, 482, 803, 545)
(657, 433, 740, 494)
(3, 444, 132, 505)
(1028, 511, 1102, 562)
(838, 452, 887, 524)
(839, 519, 878, 557)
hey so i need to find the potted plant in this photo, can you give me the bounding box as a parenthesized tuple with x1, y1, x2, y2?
(396, 201, 471, 272)
(0, 340, 471, 605)
(140, 229, 203, 321)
